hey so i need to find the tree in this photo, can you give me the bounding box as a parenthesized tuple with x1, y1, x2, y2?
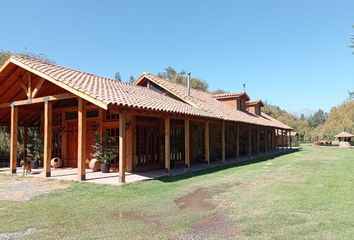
(349, 91, 354, 99)
(212, 89, 228, 95)
(350, 25, 354, 54)
(128, 76, 135, 83)
(0, 51, 10, 67)
(300, 114, 306, 121)
(114, 72, 122, 82)
(308, 109, 328, 129)
(158, 67, 209, 92)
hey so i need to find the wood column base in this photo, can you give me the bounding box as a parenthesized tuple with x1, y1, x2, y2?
(118, 176, 125, 184)
(78, 175, 86, 181)
(11, 169, 16, 174)
(45, 172, 51, 177)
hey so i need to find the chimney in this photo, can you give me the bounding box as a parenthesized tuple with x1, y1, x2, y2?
(187, 72, 191, 96)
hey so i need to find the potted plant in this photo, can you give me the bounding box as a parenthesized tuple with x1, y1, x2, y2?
(91, 132, 118, 173)
(28, 134, 43, 169)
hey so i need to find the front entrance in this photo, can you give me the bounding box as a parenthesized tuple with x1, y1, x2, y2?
(64, 121, 78, 167)
(62, 119, 96, 168)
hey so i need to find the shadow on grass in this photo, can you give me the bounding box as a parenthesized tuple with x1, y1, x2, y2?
(158, 149, 300, 183)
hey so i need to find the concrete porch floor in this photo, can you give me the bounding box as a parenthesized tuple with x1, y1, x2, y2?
(0, 149, 296, 185)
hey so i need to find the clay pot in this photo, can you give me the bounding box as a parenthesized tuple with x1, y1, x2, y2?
(51, 158, 63, 168)
(89, 158, 101, 172)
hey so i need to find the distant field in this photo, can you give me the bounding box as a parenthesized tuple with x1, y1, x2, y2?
(1, 145, 353, 240)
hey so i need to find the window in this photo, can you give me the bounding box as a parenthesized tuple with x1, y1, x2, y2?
(237, 99, 241, 110)
(105, 111, 119, 121)
(65, 112, 78, 120)
(53, 113, 62, 126)
(87, 110, 98, 118)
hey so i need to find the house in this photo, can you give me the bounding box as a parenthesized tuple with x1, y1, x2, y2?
(0, 55, 292, 183)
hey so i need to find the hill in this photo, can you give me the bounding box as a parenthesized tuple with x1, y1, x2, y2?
(310, 100, 354, 140)
(262, 103, 310, 141)
(263, 100, 354, 142)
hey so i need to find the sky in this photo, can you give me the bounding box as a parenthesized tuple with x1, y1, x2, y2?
(1, 0, 353, 113)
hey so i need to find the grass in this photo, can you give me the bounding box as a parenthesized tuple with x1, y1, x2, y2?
(1, 145, 354, 239)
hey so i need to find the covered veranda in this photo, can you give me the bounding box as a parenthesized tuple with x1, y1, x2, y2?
(0, 56, 293, 185)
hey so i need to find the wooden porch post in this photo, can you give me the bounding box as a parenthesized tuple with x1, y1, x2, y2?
(222, 121, 226, 161)
(276, 128, 279, 151)
(257, 126, 260, 154)
(10, 105, 18, 174)
(289, 130, 292, 149)
(281, 129, 285, 151)
(77, 98, 86, 181)
(165, 117, 170, 172)
(119, 112, 126, 183)
(184, 118, 190, 168)
(264, 127, 268, 153)
(236, 122, 240, 161)
(23, 127, 28, 158)
(248, 124, 252, 158)
(43, 100, 52, 177)
(205, 120, 210, 164)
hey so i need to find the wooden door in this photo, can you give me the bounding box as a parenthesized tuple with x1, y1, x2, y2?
(65, 121, 78, 167)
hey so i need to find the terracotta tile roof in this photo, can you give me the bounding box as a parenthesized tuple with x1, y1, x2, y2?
(213, 92, 250, 100)
(247, 99, 264, 107)
(6, 56, 219, 119)
(4, 55, 292, 129)
(136, 73, 292, 130)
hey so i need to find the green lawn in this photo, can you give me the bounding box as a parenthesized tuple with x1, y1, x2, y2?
(1, 145, 354, 240)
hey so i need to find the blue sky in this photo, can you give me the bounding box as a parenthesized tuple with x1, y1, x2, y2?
(1, 0, 353, 113)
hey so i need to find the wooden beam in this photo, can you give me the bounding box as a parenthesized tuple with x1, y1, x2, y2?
(248, 124, 252, 158)
(264, 128, 268, 153)
(0, 93, 76, 108)
(222, 121, 226, 161)
(28, 73, 32, 99)
(43, 101, 52, 177)
(119, 112, 126, 183)
(18, 77, 28, 97)
(10, 106, 18, 173)
(10, 58, 108, 110)
(289, 130, 292, 149)
(184, 118, 190, 168)
(23, 127, 28, 158)
(257, 127, 260, 154)
(165, 117, 170, 172)
(77, 98, 86, 181)
(205, 120, 210, 164)
(236, 122, 240, 160)
(31, 78, 45, 98)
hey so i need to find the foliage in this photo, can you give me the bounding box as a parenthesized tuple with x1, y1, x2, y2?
(307, 109, 328, 129)
(157, 67, 209, 92)
(91, 131, 118, 164)
(349, 91, 354, 99)
(0, 127, 10, 157)
(0, 51, 10, 67)
(27, 129, 43, 162)
(310, 100, 354, 140)
(128, 76, 135, 83)
(211, 89, 229, 95)
(114, 72, 122, 81)
(262, 103, 310, 142)
(0, 50, 54, 68)
(350, 25, 354, 54)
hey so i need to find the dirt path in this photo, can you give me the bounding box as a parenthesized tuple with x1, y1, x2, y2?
(0, 176, 69, 201)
